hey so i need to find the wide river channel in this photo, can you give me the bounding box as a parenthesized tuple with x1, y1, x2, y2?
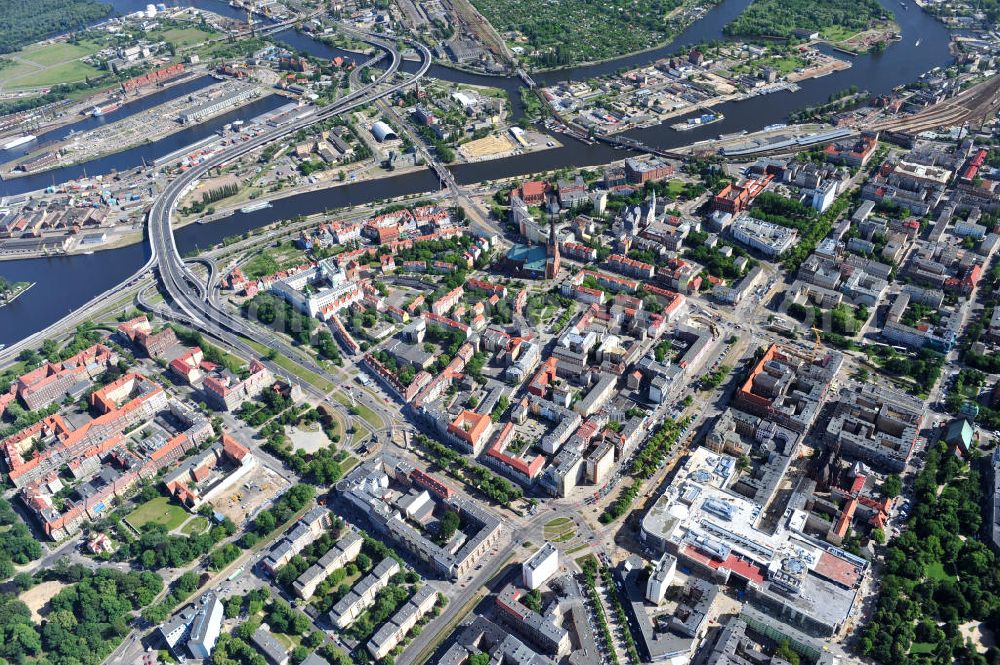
(0, 0, 953, 346)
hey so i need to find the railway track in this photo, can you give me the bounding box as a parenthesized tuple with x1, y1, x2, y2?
(874, 73, 1000, 134)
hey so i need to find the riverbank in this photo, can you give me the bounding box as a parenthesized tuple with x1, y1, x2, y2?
(0, 71, 207, 149)
(0, 162, 432, 261)
(175, 162, 429, 229)
(0, 281, 34, 307)
(1, 85, 272, 179)
(0, 0, 958, 349)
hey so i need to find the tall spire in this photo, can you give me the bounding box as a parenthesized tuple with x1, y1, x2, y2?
(545, 217, 560, 279)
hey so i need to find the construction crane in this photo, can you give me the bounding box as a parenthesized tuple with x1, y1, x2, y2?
(246, 1, 256, 37)
(811, 327, 823, 361)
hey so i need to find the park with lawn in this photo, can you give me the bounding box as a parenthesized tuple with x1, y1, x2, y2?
(125, 496, 189, 532)
(859, 441, 1000, 663)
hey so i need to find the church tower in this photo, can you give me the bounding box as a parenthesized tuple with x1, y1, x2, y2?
(545, 218, 560, 279)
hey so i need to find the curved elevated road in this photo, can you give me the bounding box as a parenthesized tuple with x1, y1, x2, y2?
(144, 35, 429, 376)
(0, 32, 430, 365)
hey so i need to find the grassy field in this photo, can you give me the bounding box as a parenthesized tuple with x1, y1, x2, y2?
(242, 242, 309, 279)
(925, 561, 956, 582)
(332, 391, 381, 430)
(340, 455, 359, 473)
(0, 40, 102, 89)
(22, 41, 99, 66)
(819, 25, 857, 43)
(728, 53, 808, 77)
(180, 516, 209, 536)
(127, 497, 189, 531)
(241, 337, 337, 393)
(543, 517, 576, 542)
(154, 27, 216, 49)
(272, 632, 302, 650)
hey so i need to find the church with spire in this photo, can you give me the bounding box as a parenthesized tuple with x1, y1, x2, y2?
(545, 216, 560, 279)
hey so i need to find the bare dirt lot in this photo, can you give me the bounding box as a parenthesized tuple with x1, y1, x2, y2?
(20, 580, 67, 622)
(459, 134, 516, 161)
(960, 621, 997, 653)
(215, 465, 290, 526)
(288, 421, 330, 454)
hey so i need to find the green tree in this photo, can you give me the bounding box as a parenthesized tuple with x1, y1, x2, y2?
(775, 640, 800, 665)
(883, 474, 902, 499)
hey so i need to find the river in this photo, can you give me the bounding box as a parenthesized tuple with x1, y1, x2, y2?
(0, 0, 954, 346)
(0, 76, 217, 166)
(0, 93, 287, 196)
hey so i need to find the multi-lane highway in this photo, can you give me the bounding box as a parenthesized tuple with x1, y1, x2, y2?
(0, 31, 429, 366)
(144, 31, 430, 375)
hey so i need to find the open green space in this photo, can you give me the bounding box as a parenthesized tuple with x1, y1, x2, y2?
(819, 25, 858, 43)
(332, 391, 381, 430)
(241, 337, 337, 393)
(23, 41, 100, 66)
(241, 242, 310, 280)
(0, 40, 103, 89)
(180, 516, 209, 536)
(543, 518, 576, 541)
(154, 27, 217, 49)
(924, 560, 955, 583)
(127, 496, 189, 531)
(724, 0, 889, 40)
(665, 179, 687, 196)
(0, 0, 113, 55)
(271, 632, 302, 650)
(729, 54, 808, 77)
(471, 0, 715, 68)
(860, 440, 1000, 662)
(339, 455, 359, 473)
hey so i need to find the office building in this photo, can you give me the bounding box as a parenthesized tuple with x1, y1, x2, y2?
(157, 592, 224, 659)
(729, 215, 798, 257)
(522, 543, 559, 590)
(645, 553, 677, 605)
(824, 384, 926, 473)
